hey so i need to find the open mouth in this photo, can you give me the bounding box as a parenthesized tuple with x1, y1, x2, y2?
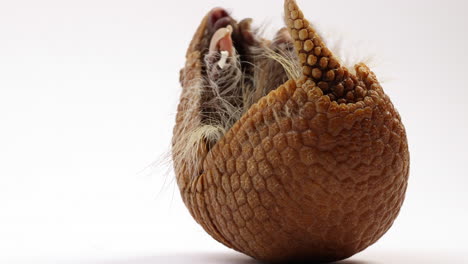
(198, 8, 300, 149)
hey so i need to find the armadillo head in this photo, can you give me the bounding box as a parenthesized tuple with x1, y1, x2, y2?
(172, 0, 409, 262)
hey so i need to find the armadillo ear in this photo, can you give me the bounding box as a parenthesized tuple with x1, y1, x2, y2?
(284, 0, 343, 90)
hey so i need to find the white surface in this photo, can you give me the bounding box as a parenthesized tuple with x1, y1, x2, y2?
(0, 0, 467, 263)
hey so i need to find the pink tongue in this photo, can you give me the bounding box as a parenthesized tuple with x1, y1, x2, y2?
(218, 35, 233, 53)
(209, 26, 234, 55)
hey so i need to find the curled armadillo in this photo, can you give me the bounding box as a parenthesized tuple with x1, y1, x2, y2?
(172, 0, 409, 262)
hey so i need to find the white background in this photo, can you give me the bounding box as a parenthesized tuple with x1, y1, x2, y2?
(1, 0, 467, 263)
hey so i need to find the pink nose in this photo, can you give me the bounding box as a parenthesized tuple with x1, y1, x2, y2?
(208, 7, 233, 32)
(209, 7, 229, 26)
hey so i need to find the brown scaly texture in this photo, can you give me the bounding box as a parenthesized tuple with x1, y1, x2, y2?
(173, 0, 409, 262)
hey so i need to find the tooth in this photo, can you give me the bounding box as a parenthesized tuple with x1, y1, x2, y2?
(209, 25, 234, 55)
(217, 51, 230, 69)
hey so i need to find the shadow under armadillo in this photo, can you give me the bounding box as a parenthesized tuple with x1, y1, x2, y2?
(95, 252, 376, 264)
